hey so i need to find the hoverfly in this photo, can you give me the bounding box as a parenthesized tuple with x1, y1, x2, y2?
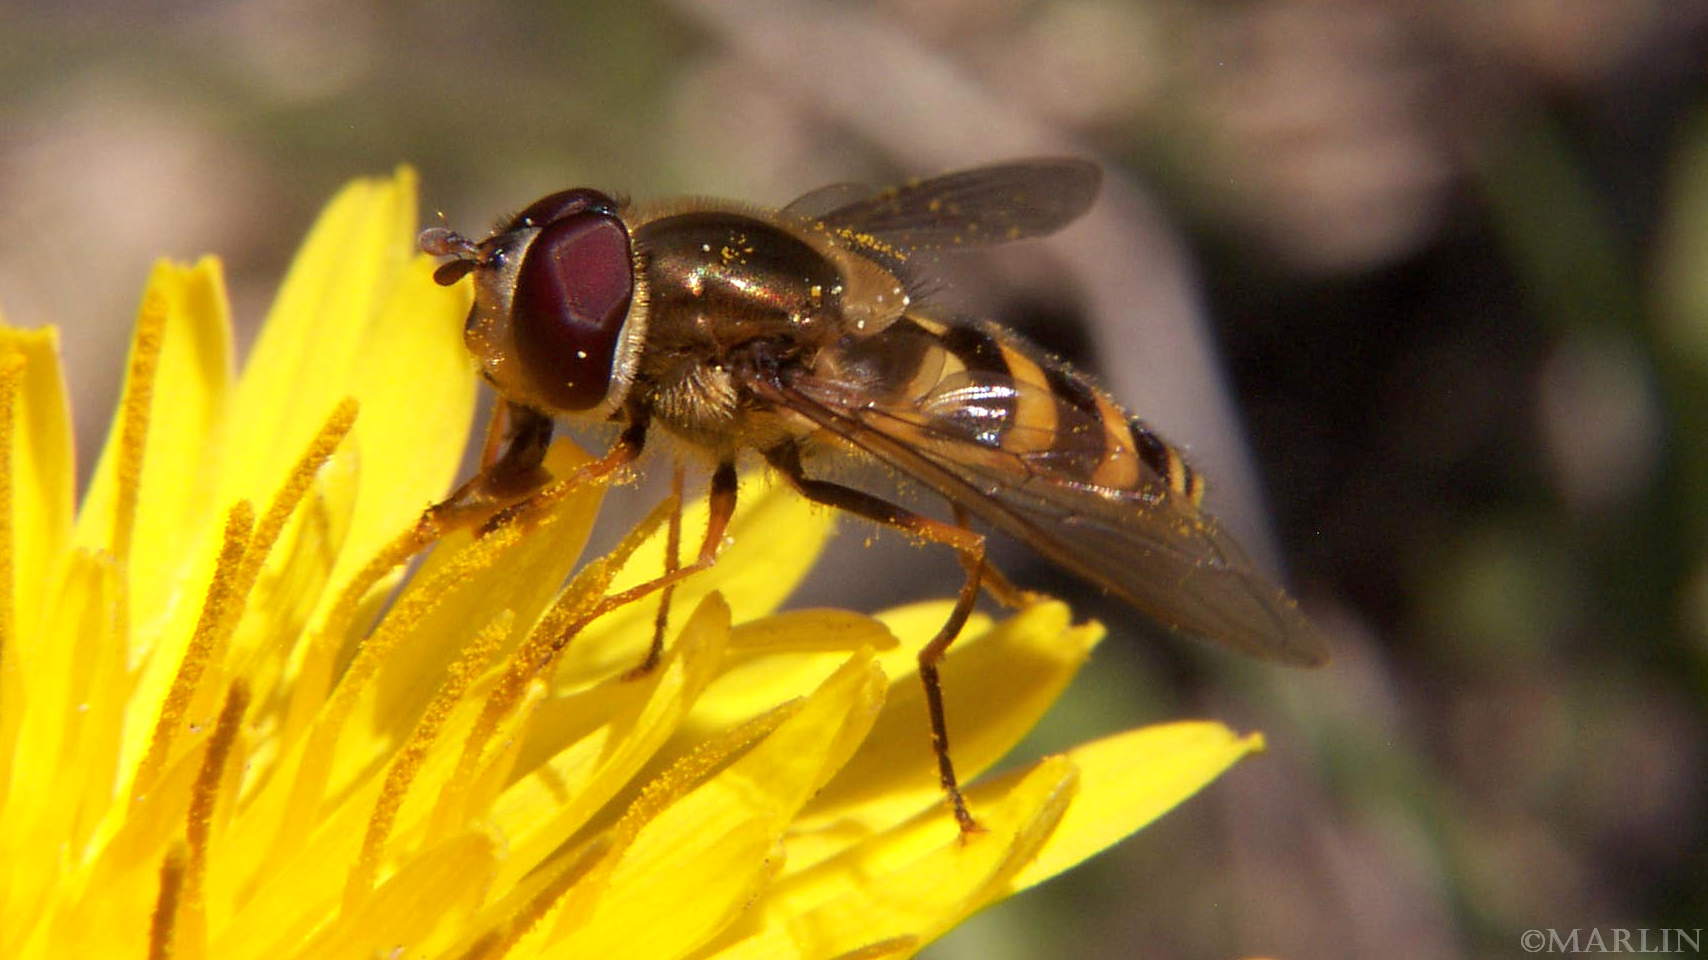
(419, 159, 1328, 832)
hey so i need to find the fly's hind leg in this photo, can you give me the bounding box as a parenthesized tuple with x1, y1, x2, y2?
(764, 443, 988, 835)
(949, 504, 1044, 610)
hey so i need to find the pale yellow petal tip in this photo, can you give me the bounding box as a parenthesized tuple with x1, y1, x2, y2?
(332, 165, 416, 199)
(311, 165, 420, 240)
(1004, 721, 1267, 894)
(389, 163, 420, 193)
(0, 323, 59, 346)
(184, 256, 229, 299)
(137, 257, 230, 314)
(1065, 609, 1109, 643)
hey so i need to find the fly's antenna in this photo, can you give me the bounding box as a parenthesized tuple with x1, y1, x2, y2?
(419, 220, 481, 286)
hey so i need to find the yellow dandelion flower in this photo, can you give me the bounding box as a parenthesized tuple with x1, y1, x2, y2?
(0, 169, 1265, 959)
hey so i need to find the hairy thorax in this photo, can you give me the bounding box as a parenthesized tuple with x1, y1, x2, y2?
(629, 208, 897, 454)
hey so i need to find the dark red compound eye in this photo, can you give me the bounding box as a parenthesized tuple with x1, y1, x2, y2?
(509, 188, 618, 231)
(510, 211, 634, 410)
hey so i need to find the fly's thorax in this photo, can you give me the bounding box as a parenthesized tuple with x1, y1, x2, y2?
(620, 207, 906, 449)
(630, 206, 910, 352)
(635, 211, 830, 349)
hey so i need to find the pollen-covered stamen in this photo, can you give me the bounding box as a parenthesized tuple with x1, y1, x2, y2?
(444, 494, 680, 803)
(134, 397, 358, 803)
(344, 609, 512, 910)
(181, 680, 250, 949)
(236, 398, 358, 597)
(114, 288, 170, 570)
(217, 396, 361, 705)
(308, 427, 628, 672)
(535, 703, 800, 934)
(615, 702, 798, 841)
(0, 350, 23, 666)
(149, 843, 188, 960)
(305, 517, 444, 688)
(133, 500, 254, 799)
(266, 521, 529, 869)
(448, 833, 609, 959)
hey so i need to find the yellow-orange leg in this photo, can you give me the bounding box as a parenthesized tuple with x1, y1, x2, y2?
(697, 460, 738, 565)
(425, 401, 559, 534)
(949, 503, 1041, 610)
(576, 459, 734, 663)
(458, 408, 647, 538)
(321, 406, 651, 676)
(764, 444, 988, 835)
(625, 461, 688, 679)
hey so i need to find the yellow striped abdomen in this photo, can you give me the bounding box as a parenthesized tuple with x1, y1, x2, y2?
(892, 314, 1206, 507)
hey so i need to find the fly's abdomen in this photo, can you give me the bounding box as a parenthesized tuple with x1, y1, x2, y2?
(895, 314, 1206, 506)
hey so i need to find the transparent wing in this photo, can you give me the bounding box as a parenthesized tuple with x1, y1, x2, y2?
(784, 158, 1101, 264)
(780, 181, 878, 221)
(764, 366, 1328, 666)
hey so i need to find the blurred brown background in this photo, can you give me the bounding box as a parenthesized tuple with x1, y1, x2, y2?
(4, 1, 1706, 957)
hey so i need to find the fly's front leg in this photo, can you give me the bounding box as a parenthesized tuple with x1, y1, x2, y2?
(466, 408, 649, 537)
(421, 401, 558, 536)
(764, 443, 986, 835)
(326, 405, 647, 652)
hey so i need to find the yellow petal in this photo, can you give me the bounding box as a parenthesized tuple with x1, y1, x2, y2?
(1004, 721, 1265, 893)
(564, 470, 835, 680)
(795, 601, 1098, 841)
(222, 170, 414, 504)
(714, 723, 1259, 957)
(0, 321, 76, 835)
(0, 548, 121, 949)
(289, 833, 496, 960)
(675, 609, 896, 733)
(487, 592, 734, 892)
(217, 168, 475, 592)
(730, 609, 899, 654)
(548, 648, 887, 958)
(48, 258, 238, 823)
(706, 756, 1079, 959)
(0, 323, 74, 641)
(320, 251, 476, 595)
(71, 258, 234, 636)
